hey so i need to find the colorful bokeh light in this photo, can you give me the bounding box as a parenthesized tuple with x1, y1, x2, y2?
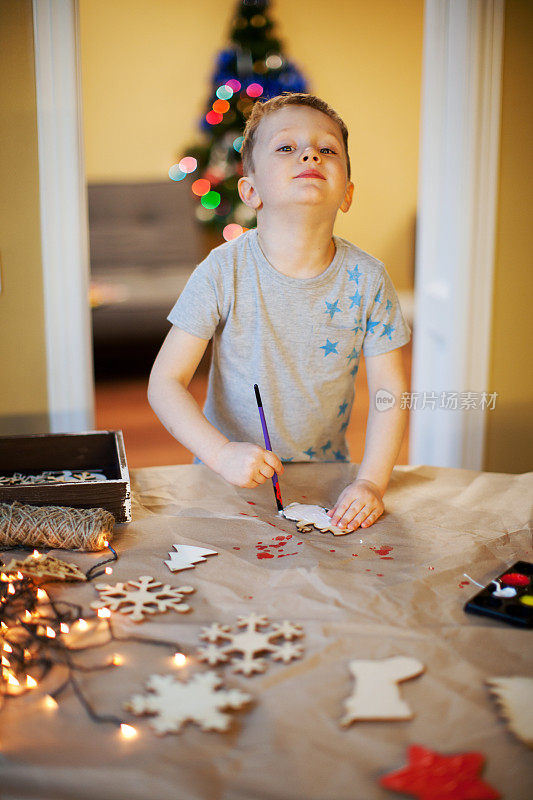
(232, 136, 244, 153)
(201, 191, 221, 209)
(246, 83, 263, 98)
(226, 79, 241, 92)
(178, 156, 197, 174)
(212, 99, 230, 114)
(223, 223, 244, 241)
(168, 164, 186, 181)
(216, 85, 233, 100)
(191, 179, 211, 196)
(206, 110, 223, 125)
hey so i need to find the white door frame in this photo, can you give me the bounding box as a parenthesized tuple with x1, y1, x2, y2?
(32, 0, 94, 432)
(409, 0, 504, 469)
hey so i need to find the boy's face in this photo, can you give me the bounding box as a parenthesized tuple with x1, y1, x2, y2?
(238, 105, 354, 216)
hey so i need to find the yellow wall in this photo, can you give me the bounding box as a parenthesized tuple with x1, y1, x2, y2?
(0, 0, 49, 433)
(485, 0, 533, 473)
(79, 0, 424, 291)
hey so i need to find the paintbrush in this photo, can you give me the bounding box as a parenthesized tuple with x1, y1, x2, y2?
(253, 383, 284, 514)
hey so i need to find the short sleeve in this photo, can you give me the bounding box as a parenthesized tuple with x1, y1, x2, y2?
(166, 254, 223, 340)
(362, 266, 411, 356)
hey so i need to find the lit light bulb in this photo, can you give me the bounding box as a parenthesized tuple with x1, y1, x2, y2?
(26, 675, 37, 688)
(32, 550, 41, 558)
(7, 673, 19, 686)
(1, 656, 9, 666)
(16, 572, 24, 579)
(97, 608, 111, 619)
(120, 723, 137, 739)
(46, 627, 56, 638)
(77, 619, 88, 631)
(0, 573, 8, 581)
(3, 643, 12, 653)
(104, 540, 109, 548)
(173, 652, 187, 667)
(111, 653, 123, 666)
(105, 567, 113, 575)
(59, 622, 69, 634)
(36, 588, 48, 601)
(23, 610, 32, 622)
(44, 694, 58, 710)
(7, 584, 15, 595)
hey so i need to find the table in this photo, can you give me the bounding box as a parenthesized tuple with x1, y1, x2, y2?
(1, 462, 532, 799)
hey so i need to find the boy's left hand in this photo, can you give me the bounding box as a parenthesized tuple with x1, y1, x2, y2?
(327, 479, 384, 531)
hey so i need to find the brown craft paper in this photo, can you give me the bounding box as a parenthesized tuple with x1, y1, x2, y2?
(1, 463, 532, 800)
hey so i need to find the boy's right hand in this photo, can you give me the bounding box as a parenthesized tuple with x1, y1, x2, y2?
(213, 442, 284, 488)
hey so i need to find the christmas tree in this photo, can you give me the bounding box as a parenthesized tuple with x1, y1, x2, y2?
(170, 0, 308, 243)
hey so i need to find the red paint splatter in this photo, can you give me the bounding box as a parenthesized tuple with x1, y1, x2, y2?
(278, 552, 299, 558)
(380, 556, 394, 560)
(370, 545, 394, 557)
(275, 536, 286, 541)
(297, 542, 303, 545)
(233, 547, 240, 550)
(377, 573, 384, 577)
(329, 549, 335, 553)
(428, 566, 435, 570)
(459, 580, 470, 588)
(257, 552, 274, 559)
(247, 501, 256, 505)
(366, 568, 371, 572)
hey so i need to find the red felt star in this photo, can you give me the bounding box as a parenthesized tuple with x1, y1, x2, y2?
(379, 745, 500, 800)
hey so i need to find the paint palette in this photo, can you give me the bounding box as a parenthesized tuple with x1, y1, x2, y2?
(464, 561, 533, 628)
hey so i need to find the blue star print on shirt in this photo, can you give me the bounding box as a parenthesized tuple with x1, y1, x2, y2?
(321, 441, 332, 453)
(304, 447, 316, 459)
(380, 322, 395, 340)
(352, 320, 364, 335)
(340, 420, 349, 433)
(333, 450, 347, 461)
(320, 339, 339, 356)
(386, 299, 392, 312)
(347, 348, 359, 362)
(338, 401, 348, 416)
(366, 318, 380, 334)
(374, 287, 382, 304)
(350, 363, 359, 377)
(347, 265, 361, 283)
(325, 299, 342, 320)
(349, 290, 363, 309)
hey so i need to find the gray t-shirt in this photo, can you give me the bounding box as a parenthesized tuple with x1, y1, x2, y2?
(167, 227, 410, 462)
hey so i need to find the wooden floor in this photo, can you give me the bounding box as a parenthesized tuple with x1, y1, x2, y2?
(94, 343, 412, 469)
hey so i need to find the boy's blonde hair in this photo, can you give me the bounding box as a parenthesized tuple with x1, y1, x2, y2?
(241, 92, 351, 181)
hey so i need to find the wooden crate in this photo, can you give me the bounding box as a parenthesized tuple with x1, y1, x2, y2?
(0, 431, 131, 523)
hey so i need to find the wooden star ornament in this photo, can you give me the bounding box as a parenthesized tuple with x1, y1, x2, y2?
(379, 745, 500, 800)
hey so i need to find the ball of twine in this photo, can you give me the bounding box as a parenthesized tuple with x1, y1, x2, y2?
(0, 501, 115, 552)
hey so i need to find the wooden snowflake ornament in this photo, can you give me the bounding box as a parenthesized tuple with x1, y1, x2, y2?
(341, 656, 425, 724)
(6, 554, 86, 582)
(164, 544, 218, 573)
(124, 671, 252, 734)
(197, 613, 304, 676)
(282, 503, 348, 535)
(90, 576, 194, 622)
(486, 676, 533, 748)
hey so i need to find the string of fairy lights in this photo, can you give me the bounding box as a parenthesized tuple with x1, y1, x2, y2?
(169, 79, 264, 243)
(0, 545, 190, 740)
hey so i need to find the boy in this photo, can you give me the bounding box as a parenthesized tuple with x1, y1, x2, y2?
(148, 93, 410, 532)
